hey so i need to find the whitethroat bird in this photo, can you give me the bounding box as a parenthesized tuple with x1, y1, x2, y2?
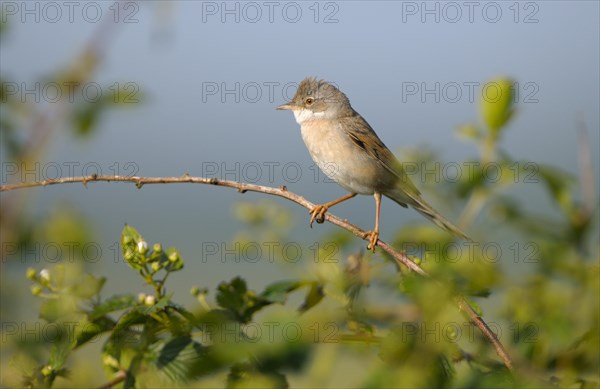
(277, 77, 470, 252)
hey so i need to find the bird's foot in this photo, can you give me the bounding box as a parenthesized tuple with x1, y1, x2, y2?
(365, 230, 379, 253)
(309, 205, 328, 227)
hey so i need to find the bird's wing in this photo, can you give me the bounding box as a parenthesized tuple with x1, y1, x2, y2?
(340, 113, 421, 197)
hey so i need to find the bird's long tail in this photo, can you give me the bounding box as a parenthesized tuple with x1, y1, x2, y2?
(387, 190, 471, 241)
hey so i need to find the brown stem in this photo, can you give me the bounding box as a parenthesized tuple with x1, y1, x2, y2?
(457, 297, 513, 370)
(96, 369, 127, 389)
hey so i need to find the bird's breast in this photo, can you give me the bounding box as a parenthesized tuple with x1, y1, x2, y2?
(299, 120, 383, 195)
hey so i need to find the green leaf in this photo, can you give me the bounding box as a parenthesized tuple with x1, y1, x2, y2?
(260, 280, 304, 304)
(161, 308, 193, 336)
(463, 297, 484, 316)
(107, 84, 142, 105)
(90, 294, 137, 320)
(146, 336, 214, 382)
(121, 224, 146, 270)
(227, 363, 288, 389)
(216, 277, 251, 318)
(48, 333, 76, 370)
(480, 78, 515, 136)
(168, 303, 198, 324)
(113, 309, 147, 334)
(39, 298, 77, 323)
(216, 277, 271, 323)
(0, 112, 21, 159)
(225, 341, 309, 388)
(122, 224, 142, 244)
(537, 165, 575, 214)
(299, 283, 324, 312)
(139, 294, 171, 315)
(124, 355, 142, 389)
(439, 355, 456, 380)
(76, 317, 115, 347)
(72, 101, 106, 137)
(70, 274, 106, 299)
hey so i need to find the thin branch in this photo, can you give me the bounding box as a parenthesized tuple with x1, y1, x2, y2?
(1, 174, 424, 273)
(457, 297, 513, 370)
(0, 174, 512, 370)
(97, 369, 127, 389)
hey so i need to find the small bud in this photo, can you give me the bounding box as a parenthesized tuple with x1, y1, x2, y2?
(40, 269, 51, 283)
(26, 267, 37, 280)
(153, 243, 162, 253)
(151, 262, 161, 272)
(481, 77, 515, 136)
(41, 365, 53, 376)
(169, 251, 179, 262)
(31, 285, 43, 296)
(124, 249, 135, 261)
(144, 295, 156, 306)
(138, 292, 146, 303)
(190, 287, 200, 297)
(103, 355, 120, 369)
(137, 240, 148, 254)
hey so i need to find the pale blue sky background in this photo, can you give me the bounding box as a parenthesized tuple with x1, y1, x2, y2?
(1, 1, 599, 313)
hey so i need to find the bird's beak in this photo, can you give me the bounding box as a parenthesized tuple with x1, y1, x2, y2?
(276, 102, 297, 110)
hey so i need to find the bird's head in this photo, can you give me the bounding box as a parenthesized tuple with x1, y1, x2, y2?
(277, 77, 352, 124)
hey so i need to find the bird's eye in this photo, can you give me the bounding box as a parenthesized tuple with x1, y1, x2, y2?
(305, 97, 314, 106)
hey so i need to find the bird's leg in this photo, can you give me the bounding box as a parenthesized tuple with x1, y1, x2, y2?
(310, 193, 357, 227)
(366, 192, 382, 252)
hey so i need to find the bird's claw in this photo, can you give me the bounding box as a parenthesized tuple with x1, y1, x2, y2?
(365, 231, 379, 253)
(309, 205, 328, 227)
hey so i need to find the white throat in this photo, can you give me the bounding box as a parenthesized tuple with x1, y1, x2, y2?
(292, 109, 325, 124)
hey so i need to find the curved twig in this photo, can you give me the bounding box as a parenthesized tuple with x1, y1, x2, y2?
(97, 369, 127, 389)
(0, 174, 512, 370)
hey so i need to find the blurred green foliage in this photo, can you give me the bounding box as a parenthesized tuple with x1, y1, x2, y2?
(0, 18, 142, 268)
(2, 35, 598, 388)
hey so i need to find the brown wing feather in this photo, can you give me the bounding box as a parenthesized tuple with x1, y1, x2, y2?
(340, 112, 420, 197)
(340, 112, 471, 240)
